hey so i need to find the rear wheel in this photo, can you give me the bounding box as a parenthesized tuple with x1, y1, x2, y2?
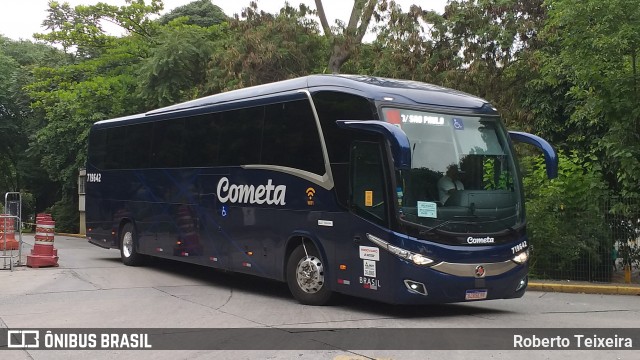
(286, 242, 332, 305)
(120, 223, 143, 266)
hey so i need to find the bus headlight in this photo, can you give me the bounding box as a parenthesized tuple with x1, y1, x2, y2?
(366, 233, 435, 266)
(512, 249, 529, 264)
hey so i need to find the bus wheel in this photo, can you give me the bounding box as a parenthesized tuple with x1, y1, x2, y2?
(286, 242, 332, 305)
(120, 223, 143, 266)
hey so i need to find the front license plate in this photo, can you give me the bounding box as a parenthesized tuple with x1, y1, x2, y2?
(465, 289, 488, 301)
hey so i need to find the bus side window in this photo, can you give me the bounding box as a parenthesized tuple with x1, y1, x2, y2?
(350, 141, 387, 226)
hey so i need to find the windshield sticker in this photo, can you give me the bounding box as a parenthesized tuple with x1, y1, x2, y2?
(365, 191, 373, 207)
(417, 201, 437, 218)
(364, 260, 376, 277)
(359, 246, 380, 261)
(452, 118, 464, 130)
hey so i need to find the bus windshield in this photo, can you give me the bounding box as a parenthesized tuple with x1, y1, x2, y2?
(382, 107, 523, 234)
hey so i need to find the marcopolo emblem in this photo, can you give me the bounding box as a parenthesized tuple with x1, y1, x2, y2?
(475, 265, 486, 278)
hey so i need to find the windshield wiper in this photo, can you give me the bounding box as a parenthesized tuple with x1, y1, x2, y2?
(420, 215, 495, 235)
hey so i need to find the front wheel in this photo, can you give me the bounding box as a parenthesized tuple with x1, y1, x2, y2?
(120, 223, 144, 266)
(286, 242, 332, 305)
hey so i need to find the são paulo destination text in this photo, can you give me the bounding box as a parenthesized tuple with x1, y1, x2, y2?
(514, 334, 633, 349)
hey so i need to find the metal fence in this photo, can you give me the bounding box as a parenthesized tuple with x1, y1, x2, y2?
(529, 197, 640, 284)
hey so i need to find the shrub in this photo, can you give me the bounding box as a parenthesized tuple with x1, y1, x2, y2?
(522, 151, 612, 281)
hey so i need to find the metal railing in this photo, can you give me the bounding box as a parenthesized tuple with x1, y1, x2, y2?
(529, 197, 639, 284)
(1, 192, 23, 270)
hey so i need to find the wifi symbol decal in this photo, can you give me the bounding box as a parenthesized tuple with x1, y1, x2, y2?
(306, 187, 316, 206)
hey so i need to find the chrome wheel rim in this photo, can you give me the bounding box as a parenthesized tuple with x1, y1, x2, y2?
(295, 256, 324, 293)
(122, 232, 133, 258)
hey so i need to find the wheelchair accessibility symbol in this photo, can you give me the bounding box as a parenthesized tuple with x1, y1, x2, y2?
(453, 118, 464, 130)
(220, 205, 228, 217)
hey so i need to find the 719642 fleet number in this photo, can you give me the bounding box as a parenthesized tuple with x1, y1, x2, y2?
(511, 241, 527, 254)
(87, 173, 102, 183)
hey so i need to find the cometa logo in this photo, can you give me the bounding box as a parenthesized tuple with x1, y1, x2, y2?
(216, 177, 286, 205)
(467, 236, 495, 244)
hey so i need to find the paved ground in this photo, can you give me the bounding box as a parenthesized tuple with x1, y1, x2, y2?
(0, 234, 639, 359)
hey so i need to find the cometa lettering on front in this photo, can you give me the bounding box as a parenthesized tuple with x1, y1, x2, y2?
(216, 177, 287, 205)
(467, 236, 495, 244)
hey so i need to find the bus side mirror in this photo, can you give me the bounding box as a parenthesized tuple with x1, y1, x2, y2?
(336, 120, 411, 170)
(508, 131, 558, 179)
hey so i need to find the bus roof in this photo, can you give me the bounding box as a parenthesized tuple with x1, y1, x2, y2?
(94, 74, 496, 126)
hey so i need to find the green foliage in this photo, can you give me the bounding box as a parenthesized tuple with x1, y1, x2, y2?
(208, 2, 326, 91)
(608, 200, 640, 268)
(137, 22, 220, 108)
(0, 37, 66, 199)
(50, 197, 79, 233)
(523, 151, 612, 281)
(159, 0, 228, 27)
(36, 0, 163, 57)
(538, 0, 640, 196)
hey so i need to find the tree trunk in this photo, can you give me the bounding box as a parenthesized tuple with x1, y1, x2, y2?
(328, 42, 351, 73)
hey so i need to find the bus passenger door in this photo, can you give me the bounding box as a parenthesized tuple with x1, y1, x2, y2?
(336, 140, 392, 299)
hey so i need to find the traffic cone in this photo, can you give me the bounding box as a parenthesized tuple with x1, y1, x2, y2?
(27, 214, 59, 268)
(0, 214, 20, 250)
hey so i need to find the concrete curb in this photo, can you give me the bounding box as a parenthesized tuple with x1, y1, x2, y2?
(528, 281, 640, 296)
(55, 233, 86, 239)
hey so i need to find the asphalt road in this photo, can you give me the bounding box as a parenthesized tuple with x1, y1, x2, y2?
(0, 235, 638, 360)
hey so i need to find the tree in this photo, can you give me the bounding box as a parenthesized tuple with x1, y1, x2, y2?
(158, 0, 228, 27)
(137, 21, 220, 108)
(315, 0, 378, 73)
(539, 0, 640, 196)
(0, 48, 21, 190)
(352, 1, 459, 82)
(0, 36, 68, 213)
(36, 0, 163, 57)
(208, 2, 326, 91)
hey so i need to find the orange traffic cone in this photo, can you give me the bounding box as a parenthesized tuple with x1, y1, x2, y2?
(27, 214, 59, 268)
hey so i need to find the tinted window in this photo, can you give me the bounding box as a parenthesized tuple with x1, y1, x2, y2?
(351, 141, 388, 226)
(183, 113, 221, 167)
(104, 126, 127, 169)
(262, 100, 325, 175)
(126, 122, 153, 168)
(88, 128, 107, 169)
(312, 91, 375, 206)
(218, 107, 263, 166)
(151, 118, 185, 168)
(312, 91, 375, 163)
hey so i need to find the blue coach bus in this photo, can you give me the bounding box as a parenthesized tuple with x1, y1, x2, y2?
(86, 74, 557, 305)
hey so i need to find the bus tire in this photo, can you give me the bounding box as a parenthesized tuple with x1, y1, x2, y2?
(286, 243, 332, 305)
(120, 223, 143, 266)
